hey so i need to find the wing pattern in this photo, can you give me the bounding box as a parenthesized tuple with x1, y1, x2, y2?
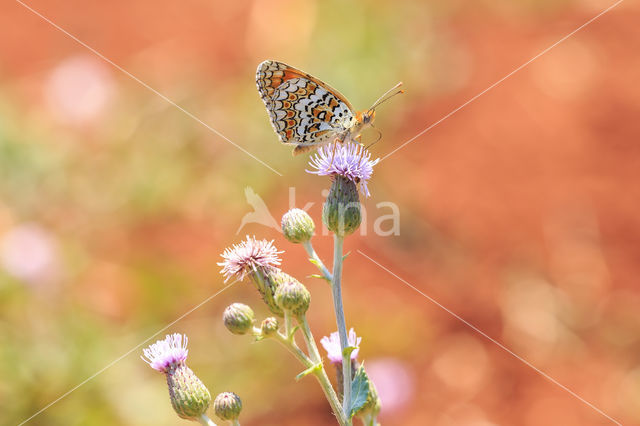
(256, 60, 355, 153)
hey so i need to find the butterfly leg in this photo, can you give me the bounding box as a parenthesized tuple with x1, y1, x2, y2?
(327, 140, 339, 170)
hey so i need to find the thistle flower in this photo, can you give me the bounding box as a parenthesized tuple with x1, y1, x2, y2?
(307, 142, 379, 197)
(141, 334, 211, 421)
(320, 328, 362, 365)
(142, 333, 189, 373)
(218, 236, 282, 282)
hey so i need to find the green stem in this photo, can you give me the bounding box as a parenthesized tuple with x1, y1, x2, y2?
(198, 414, 217, 426)
(231, 420, 240, 426)
(298, 316, 323, 364)
(302, 240, 332, 282)
(271, 329, 348, 426)
(331, 234, 351, 423)
(273, 330, 313, 365)
(284, 310, 293, 338)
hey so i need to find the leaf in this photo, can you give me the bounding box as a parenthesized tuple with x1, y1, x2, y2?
(308, 274, 331, 283)
(349, 366, 370, 418)
(308, 258, 321, 267)
(342, 345, 358, 359)
(295, 362, 323, 381)
(342, 251, 351, 261)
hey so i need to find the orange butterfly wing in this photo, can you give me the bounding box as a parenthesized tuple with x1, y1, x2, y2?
(256, 60, 356, 152)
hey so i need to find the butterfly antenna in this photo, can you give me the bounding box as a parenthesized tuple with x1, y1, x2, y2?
(368, 82, 404, 113)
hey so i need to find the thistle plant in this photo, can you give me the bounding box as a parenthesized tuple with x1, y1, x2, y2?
(142, 142, 381, 425)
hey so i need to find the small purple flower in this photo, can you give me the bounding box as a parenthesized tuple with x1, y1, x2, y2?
(307, 143, 379, 197)
(320, 328, 362, 364)
(142, 333, 189, 373)
(218, 236, 283, 282)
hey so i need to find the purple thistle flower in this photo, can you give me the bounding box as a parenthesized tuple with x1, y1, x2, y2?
(307, 143, 379, 197)
(142, 333, 189, 373)
(218, 236, 283, 282)
(320, 328, 362, 364)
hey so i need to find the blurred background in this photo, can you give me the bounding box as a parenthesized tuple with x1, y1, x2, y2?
(1, 0, 639, 425)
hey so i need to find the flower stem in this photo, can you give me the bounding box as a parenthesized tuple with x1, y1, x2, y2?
(298, 316, 323, 364)
(198, 414, 217, 426)
(302, 240, 332, 282)
(331, 234, 352, 423)
(231, 420, 241, 426)
(298, 316, 347, 425)
(271, 328, 347, 425)
(272, 330, 313, 365)
(284, 310, 293, 338)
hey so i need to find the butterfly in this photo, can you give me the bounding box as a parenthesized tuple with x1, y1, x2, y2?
(256, 60, 402, 155)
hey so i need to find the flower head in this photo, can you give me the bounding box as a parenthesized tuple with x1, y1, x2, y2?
(141, 333, 211, 420)
(320, 328, 362, 364)
(307, 143, 379, 197)
(218, 236, 282, 282)
(141, 333, 189, 373)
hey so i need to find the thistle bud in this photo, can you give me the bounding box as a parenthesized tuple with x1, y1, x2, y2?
(258, 269, 303, 317)
(166, 364, 212, 420)
(281, 208, 315, 243)
(214, 392, 243, 421)
(322, 176, 361, 237)
(274, 279, 311, 317)
(260, 317, 279, 336)
(223, 303, 255, 335)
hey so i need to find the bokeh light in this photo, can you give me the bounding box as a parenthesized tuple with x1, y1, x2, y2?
(1, 0, 638, 425)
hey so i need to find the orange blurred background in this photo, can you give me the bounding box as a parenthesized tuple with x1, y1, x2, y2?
(1, 0, 639, 425)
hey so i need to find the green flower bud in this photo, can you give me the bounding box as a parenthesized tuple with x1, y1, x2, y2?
(165, 364, 211, 421)
(251, 269, 292, 317)
(281, 208, 315, 243)
(255, 269, 302, 317)
(213, 392, 242, 421)
(323, 176, 361, 237)
(223, 303, 255, 335)
(260, 317, 279, 336)
(274, 279, 311, 317)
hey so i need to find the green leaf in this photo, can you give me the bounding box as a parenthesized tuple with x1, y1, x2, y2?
(342, 251, 351, 261)
(349, 366, 370, 418)
(308, 258, 321, 267)
(342, 345, 358, 359)
(295, 362, 323, 381)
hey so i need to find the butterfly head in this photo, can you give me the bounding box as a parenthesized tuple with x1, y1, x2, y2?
(362, 81, 403, 126)
(355, 110, 376, 127)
